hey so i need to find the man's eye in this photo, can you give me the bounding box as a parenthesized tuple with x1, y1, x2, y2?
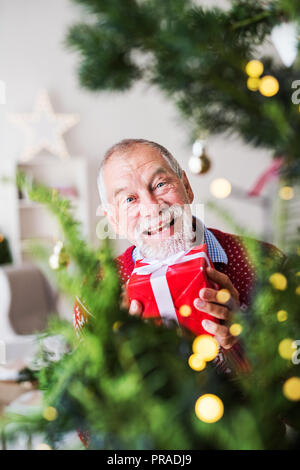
(156, 182, 166, 189)
(126, 196, 135, 204)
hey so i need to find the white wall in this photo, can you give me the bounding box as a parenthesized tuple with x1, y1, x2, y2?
(0, 0, 274, 256)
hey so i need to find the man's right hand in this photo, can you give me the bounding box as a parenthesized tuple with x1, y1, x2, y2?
(121, 280, 143, 316)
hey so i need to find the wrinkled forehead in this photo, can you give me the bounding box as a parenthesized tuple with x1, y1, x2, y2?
(102, 144, 175, 196)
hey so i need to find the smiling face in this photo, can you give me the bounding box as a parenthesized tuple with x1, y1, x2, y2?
(101, 143, 195, 259)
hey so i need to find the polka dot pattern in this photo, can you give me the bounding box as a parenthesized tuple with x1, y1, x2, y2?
(73, 228, 284, 374)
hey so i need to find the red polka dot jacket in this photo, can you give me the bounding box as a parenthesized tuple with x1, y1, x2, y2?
(73, 228, 284, 447)
(74, 227, 284, 376)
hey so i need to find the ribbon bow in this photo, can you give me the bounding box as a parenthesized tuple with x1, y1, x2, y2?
(132, 247, 211, 324)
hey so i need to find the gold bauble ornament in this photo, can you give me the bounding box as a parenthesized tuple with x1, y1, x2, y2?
(188, 139, 211, 175)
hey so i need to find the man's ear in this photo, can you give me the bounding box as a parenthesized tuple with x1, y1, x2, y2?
(182, 170, 194, 203)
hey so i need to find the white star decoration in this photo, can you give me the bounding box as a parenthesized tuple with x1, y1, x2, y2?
(9, 90, 79, 161)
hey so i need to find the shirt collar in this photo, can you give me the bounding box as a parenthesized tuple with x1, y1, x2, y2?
(132, 217, 228, 265)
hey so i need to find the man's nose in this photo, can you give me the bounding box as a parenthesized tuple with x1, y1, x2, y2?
(139, 193, 167, 218)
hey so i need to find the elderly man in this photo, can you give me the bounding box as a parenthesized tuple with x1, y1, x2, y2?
(74, 138, 283, 372)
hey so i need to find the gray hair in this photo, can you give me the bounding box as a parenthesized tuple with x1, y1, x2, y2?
(97, 138, 183, 213)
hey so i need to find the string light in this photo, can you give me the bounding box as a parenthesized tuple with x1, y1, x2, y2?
(259, 76, 279, 97)
(278, 338, 295, 360)
(269, 273, 287, 291)
(245, 60, 264, 78)
(188, 354, 206, 371)
(35, 443, 52, 450)
(195, 394, 224, 423)
(113, 321, 123, 332)
(247, 77, 261, 91)
(229, 323, 243, 336)
(216, 289, 231, 304)
(279, 186, 294, 200)
(192, 335, 219, 361)
(43, 406, 58, 421)
(277, 310, 288, 322)
(210, 178, 232, 199)
(295, 286, 300, 296)
(179, 305, 192, 317)
(283, 377, 300, 401)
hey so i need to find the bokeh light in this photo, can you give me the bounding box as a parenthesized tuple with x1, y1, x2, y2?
(269, 273, 287, 291)
(245, 60, 264, 78)
(35, 443, 52, 450)
(188, 354, 206, 371)
(259, 75, 279, 97)
(192, 335, 219, 361)
(210, 178, 232, 199)
(195, 394, 224, 423)
(277, 310, 288, 322)
(43, 406, 58, 422)
(247, 77, 261, 91)
(229, 323, 243, 336)
(283, 377, 300, 401)
(179, 304, 192, 317)
(278, 338, 295, 360)
(279, 186, 294, 200)
(216, 289, 231, 304)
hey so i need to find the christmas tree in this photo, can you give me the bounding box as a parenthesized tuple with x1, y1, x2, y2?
(66, 0, 300, 178)
(1, 0, 300, 450)
(1, 169, 299, 450)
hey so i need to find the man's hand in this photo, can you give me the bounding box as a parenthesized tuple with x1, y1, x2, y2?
(193, 267, 240, 350)
(121, 281, 143, 316)
(122, 267, 241, 350)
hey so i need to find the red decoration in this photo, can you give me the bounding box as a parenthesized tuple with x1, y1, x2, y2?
(127, 243, 219, 337)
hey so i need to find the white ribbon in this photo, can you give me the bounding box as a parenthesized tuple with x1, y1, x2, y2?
(132, 249, 210, 324)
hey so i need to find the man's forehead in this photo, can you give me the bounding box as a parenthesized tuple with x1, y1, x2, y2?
(103, 145, 170, 178)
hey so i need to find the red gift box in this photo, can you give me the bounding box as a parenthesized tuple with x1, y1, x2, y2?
(127, 243, 219, 337)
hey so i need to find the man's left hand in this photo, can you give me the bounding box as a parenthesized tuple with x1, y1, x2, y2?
(193, 267, 240, 350)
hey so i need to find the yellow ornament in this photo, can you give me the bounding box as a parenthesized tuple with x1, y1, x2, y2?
(296, 286, 300, 296)
(269, 272, 287, 291)
(245, 60, 264, 78)
(188, 354, 206, 371)
(192, 335, 219, 361)
(259, 75, 279, 97)
(278, 338, 295, 360)
(283, 377, 300, 401)
(195, 394, 224, 423)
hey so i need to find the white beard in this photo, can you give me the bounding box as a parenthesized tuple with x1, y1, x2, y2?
(134, 204, 198, 260)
